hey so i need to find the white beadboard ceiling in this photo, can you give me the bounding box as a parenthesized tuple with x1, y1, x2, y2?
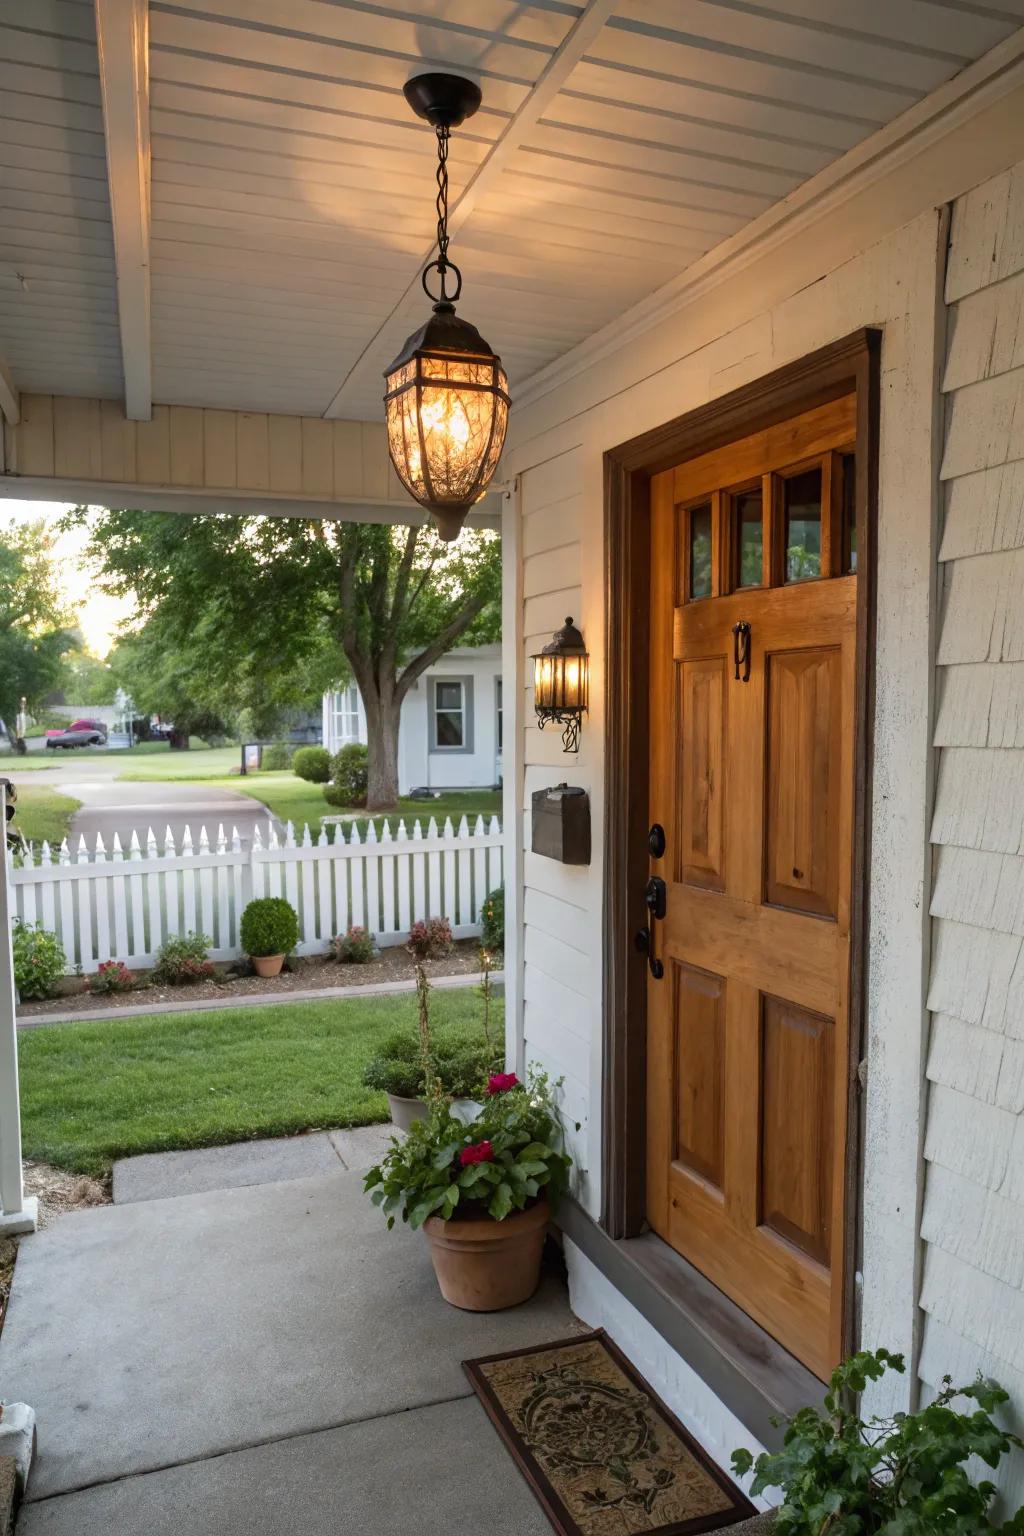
(1, 0, 1023, 420)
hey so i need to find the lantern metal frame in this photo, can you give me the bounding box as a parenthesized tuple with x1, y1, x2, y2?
(532, 616, 590, 755)
(383, 72, 511, 541)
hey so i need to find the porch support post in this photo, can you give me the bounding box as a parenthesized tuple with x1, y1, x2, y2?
(0, 785, 36, 1234)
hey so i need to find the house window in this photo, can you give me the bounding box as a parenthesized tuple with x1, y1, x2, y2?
(331, 685, 360, 748)
(431, 677, 473, 753)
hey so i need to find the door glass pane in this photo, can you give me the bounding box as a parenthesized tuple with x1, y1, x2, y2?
(733, 489, 763, 588)
(841, 453, 857, 573)
(784, 468, 822, 582)
(689, 503, 712, 599)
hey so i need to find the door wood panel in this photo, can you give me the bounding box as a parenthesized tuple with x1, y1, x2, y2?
(672, 961, 726, 1189)
(646, 395, 858, 1382)
(760, 996, 835, 1265)
(678, 658, 727, 891)
(765, 647, 842, 918)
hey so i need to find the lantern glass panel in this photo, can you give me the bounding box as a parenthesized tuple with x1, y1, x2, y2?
(385, 354, 509, 509)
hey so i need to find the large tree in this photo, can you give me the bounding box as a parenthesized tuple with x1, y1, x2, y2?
(73, 511, 500, 807)
(0, 518, 73, 722)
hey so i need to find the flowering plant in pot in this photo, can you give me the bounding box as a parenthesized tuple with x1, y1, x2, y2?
(364, 1067, 572, 1311)
(239, 897, 299, 978)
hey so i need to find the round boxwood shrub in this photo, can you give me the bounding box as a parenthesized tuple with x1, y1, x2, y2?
(12, 920, 65, 999)
(327, 743, 368, 808)
(240, 897, 299, 958)
(292, 745, 330, 784)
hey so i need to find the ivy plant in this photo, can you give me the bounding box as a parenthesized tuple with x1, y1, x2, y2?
(731, 1350, 1024, 1536)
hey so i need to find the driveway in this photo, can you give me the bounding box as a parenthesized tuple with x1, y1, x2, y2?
(5, 757, 278, 850)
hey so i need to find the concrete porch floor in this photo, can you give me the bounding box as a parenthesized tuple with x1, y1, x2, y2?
(0, 1142, 575, 1534)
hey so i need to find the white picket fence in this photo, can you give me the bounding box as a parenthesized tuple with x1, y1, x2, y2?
(10, 816, 503, 975)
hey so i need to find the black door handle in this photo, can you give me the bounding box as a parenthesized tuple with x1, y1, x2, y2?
(642, 875, 666, 980)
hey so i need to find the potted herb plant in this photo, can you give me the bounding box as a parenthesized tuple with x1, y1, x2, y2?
(239, 896, 299, 978)
(364, 1066, 572, 1311)
(731, 1348, 1024, 1536)
(362, 1031, 428, 1130)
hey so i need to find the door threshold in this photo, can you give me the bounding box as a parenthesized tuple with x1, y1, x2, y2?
(558, 1200, 826, 1450)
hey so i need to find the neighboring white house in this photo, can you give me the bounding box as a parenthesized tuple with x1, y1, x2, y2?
(321, 645, 502, 796)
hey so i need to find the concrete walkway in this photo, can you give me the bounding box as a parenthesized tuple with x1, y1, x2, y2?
(0, 1142, 573, 1535)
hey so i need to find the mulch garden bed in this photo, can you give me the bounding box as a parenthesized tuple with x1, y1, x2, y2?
(16, 940, 500, 1021)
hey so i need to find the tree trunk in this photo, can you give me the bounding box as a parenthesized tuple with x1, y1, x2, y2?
(363, 692, 402, 810)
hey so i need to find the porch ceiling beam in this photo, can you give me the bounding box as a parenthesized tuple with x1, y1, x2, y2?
(322, 0, 618, 420)
(0, 355, 18, 426)
(95, 0, 152, 422)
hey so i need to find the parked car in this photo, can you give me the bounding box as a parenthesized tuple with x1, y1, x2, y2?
(45, 723, 107, 750)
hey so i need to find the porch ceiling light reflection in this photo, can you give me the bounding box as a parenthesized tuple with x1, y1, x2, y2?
(532, 617, 589, 755)
(384, 73, 510, 543)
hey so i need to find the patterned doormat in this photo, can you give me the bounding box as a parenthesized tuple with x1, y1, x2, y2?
(464, 1331, 756, 1536)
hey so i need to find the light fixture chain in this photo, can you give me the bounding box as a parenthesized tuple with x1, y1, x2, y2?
(435, 124, 451, 296)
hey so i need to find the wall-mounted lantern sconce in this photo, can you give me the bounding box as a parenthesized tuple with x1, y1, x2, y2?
(532, 616, 589, 754)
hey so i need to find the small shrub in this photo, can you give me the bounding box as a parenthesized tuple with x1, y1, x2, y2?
(12, 920, 65, 999)
(322, 783, 348, 808)
(292, 745, 330, 784)
(407, 917, 454, 960)
(260, 742, 294, 771)
(332, 925, 376, 964)
(90, 960, 134, 995)
(328, 743, 369, 808)
(362, 1030, 424, 1100)
(433, 1036, 504, 1099)
(240, 896, 299, 958)
(153, 932, 215, 985)
(480, 886, 504, 952)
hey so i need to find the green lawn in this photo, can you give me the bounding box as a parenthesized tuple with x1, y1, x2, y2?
(18, 990, 500, 1177)
(229, 775, 502, 837)
(116, 744, 241, 779)
(11, 784, 81, 849)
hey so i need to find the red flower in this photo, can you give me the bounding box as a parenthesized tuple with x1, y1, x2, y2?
(486, 1072, 519, 1095)
(459, 1140, 494, 1167)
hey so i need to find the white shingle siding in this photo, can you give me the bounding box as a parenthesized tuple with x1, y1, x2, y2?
(922, 160, 1024, 1502)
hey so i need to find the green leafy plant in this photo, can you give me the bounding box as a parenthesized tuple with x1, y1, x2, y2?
(12, 920, 66, 999)
(90, 959, 134, 995)
(364, 1067, 572, 1228)
(152, 932, 214, 985)
(240, 897, 299, 958)
(260, 742, 294, 771)
(325, 743, 368, 808)
(362, 1030, 423, 1099)
(407, 916, 453, 960)
(481, 885, 504, 952)
(731, 1349, 1024, 1536)
(292, 745, 330, 784)
(433, 1035, 504, 1098)
(332, 925, 376, 964)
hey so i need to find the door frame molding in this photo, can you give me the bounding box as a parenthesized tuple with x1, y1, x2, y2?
(601, 329, 881, 1299)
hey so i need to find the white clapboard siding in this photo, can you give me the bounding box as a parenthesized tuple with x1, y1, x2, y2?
(922, 157, 1024, 1485)
(11, 817, 502, 974)
(516, 446, 596, 1147)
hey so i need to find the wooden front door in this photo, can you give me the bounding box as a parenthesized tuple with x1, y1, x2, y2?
(645, 393, 859, 1381)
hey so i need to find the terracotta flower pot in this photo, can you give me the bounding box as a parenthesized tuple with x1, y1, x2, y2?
(251, 953, 284, 977)
(424, 1200, 549, 1311)
(386, 1093, 428, 1132)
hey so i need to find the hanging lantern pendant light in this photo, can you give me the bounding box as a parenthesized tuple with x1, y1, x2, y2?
(384, 74, 510, 542)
